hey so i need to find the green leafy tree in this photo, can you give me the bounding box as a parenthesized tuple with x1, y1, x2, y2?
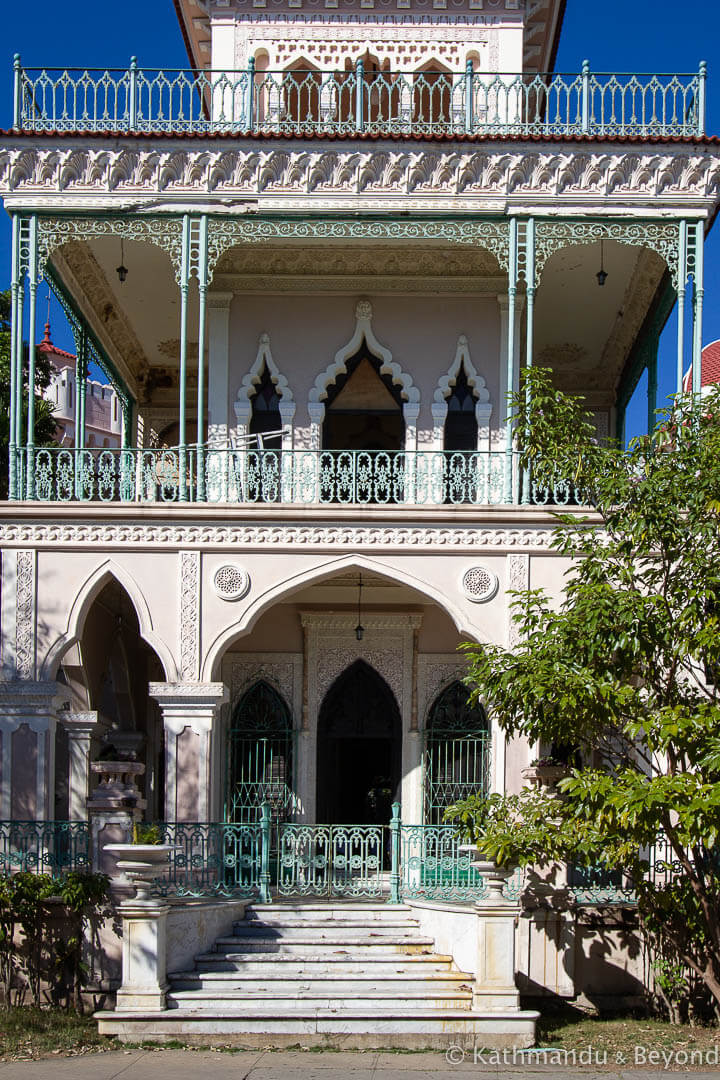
(450, 368, 720, 1014)
(0, 289, 58, 499)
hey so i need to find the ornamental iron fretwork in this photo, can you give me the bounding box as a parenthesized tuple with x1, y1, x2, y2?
(225, 680, 295, 824)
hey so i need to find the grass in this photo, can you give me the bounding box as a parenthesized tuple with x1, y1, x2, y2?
(536, 1004, 720, 1067)
(0, 1006, 119, 1061)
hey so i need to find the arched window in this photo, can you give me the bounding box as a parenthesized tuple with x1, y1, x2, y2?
(249, 364, 282, 437)
(225, 680, 294, 823)
(444, 366, 478, 451)
(424, 681, 490, 824)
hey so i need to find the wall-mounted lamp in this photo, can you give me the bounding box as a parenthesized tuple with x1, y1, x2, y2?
(596, 239, 608, 287)
(116, 238, 128, 284)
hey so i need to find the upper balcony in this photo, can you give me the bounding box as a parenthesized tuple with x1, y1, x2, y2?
(11, 58, 707, 141)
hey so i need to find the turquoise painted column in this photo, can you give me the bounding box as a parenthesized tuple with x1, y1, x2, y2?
(14, 227, 26, 495)
(676, 221, 687, 395)
(8, 215, 20, 500)
(521, 218, 535, 505)
(389, 801, 401, 904)
(178, 215, 191, 501)
(504, 218, 518, 504)
(73, 329, 87, 499)
(692, 220, 704, 397)
(196, 215, 209, 501)
(25, 216, 38, 499)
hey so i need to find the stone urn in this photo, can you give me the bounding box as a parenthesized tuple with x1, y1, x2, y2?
(521, 763, 569, 797)
(459, 844, 515, 904)
(103, 843, 177, 903)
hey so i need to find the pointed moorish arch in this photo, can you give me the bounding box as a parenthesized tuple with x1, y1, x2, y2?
(41, 559, 177, 681)
(431, 335, 493, 451)
(308, 300, 420, 451)
(234, 332, 296, 449)
(201, 552, 488, 681)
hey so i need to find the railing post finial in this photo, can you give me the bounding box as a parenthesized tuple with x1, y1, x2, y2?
(128, 56, 139, 133)
(259, 801, 272, 904)
(12, 53, 22, 131)
(581, 58, 590, 135)
(697, 60, 707, 137)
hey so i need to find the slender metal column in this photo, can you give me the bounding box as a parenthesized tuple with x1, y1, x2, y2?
(8, 216, 20, 499)
(504, 218, 518, 504)
(521, 218, 535, 505)
(178, 215, 191, 501)
(676, 221, 687, 395)
(15, 261, 25, 493)
(692, 220, 705, 397)
(25, 216, 39, 499)
(196, 215, 209, 501)
(74, 329, 87, 450)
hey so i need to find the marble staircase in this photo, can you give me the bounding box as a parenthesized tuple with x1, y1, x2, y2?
(97, 900, 538, 1048)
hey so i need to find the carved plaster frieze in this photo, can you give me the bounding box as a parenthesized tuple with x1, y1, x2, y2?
(179, 551, 201, 680)
(0, 521, 558, 550)
(417, 653, 471, 730)
(3, 145, 717, 228)
(222, 653, 303, 726)
(506, 552, 529, 648)
(15, 550, 35, 681)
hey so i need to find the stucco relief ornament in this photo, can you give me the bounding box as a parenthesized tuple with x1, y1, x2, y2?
(213, 564, 251, 601)
(462, 565, 498, 603)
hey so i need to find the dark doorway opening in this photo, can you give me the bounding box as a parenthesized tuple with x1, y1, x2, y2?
(317, 659, 401, 825)
(322, 345, 405, 452)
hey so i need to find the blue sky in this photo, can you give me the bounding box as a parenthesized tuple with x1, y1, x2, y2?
(1, 1, 719, 438)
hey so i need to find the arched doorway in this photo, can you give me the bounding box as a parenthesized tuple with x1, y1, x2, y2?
(225, 680, 295, 823)
(423, 681, 490, 824)
(317, 660, 401, 824)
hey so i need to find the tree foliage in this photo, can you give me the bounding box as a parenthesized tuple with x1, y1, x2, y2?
(0, 289, 58, 498)
(452, 368, 720, 1014)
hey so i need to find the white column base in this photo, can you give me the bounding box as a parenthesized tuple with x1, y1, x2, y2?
(116, 901, 170, 1012)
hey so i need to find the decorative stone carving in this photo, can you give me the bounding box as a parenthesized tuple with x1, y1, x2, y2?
(0, 520, 559, 551)
(179, 552, 200, 681)
(417, 654, 471, 729)
(462, 564, 499, 603)
(223, 653, 302, 725)
(15, 550, 35, 680)
(3, 146, 718, 235)
(213, 564, 251, 602)
(506, 552, 529, 648)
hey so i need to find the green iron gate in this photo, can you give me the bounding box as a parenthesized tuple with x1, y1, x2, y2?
(423, 680, 490, 825)
(225, 680, 296, 824)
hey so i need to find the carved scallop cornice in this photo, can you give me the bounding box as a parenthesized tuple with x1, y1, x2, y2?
(2, 144, 717, 222)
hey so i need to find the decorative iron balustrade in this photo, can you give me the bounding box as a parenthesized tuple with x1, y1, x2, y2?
(156, 820, 266, 899)
(276, 824, 385, 898)
(0, 820, 90, 875)
(14, 57, 706, 139)
(23, 445, 577, 507)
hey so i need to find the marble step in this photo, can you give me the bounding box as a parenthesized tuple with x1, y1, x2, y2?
(213, 932, 434, 948)
(230, 923, 421, 940)
(166, 989, 473, 1010)
(237, 917, 420, 931)
(96, 1007, 539, 1046)
(247, 903, 409, 921)
(169, 972, 471, 992)
(172, 956, 456, 977)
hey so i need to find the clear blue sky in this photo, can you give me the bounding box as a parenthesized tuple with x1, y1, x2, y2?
(1, 1, 719, 437)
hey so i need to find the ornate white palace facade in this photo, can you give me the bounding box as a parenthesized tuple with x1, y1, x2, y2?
(0, 0, 719, 1047)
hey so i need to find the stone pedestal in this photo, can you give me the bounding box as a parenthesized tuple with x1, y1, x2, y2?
(149, 682, 228, 822)
(0, 680, 63, 819)
(474, 901, 522, 1010)
(58, 711, 106, 820)
(87, 760, 146, 876)
(115, 900, 170, 1011)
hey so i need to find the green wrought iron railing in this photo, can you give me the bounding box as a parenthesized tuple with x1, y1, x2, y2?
(13, 57, 706, 139)
(0, 820, 90, 875)
(18, 445, 581, 507)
